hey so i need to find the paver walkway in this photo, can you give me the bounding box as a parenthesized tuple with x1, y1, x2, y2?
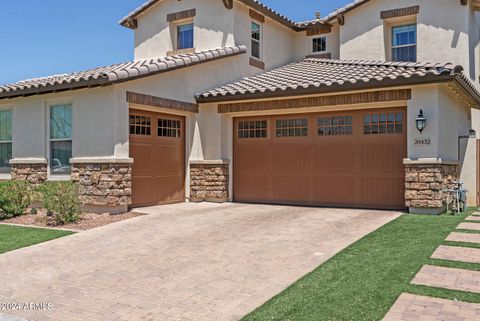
(0, 203, 400, 321)
(431, 245, 480, 264)
(412, 265, 480, 293)
(383, 293, 480, 321)
(457, 222, 480, 231)
(384, 211, 480, 321)
(446, 232, 480, 244)
(466, 216, 480, 221)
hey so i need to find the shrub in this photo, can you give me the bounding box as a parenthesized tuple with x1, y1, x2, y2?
(0, 180, 34, 219)
(37, 181, 82, 225)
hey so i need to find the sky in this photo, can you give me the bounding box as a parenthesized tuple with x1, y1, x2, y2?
(0, 0, 352, 85)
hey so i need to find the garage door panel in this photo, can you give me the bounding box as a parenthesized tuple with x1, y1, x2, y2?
(313, 143, 358, 171)
(271, 144, 312, 173)
(313, 175, 358, 205)
(234, 145, 270, 172)
(234, 174, 270, 202)
(361, 142, 405, 172)
(234, 108, 406, 209)
(130, 110, 185, 207)
(271, 175, 312, 203)
(361, 176, 405, 209)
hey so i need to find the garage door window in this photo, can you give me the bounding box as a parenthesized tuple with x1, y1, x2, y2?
(318, 116, 352, 136)
(158, 118, 181, 138)
(130, 115, 151, 136)
(364, 111, 403, 135)
(238, 120, 267, 139)
(276, 119, 308, 137)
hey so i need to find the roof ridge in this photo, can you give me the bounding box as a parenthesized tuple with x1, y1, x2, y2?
(302, 57, 461, 71)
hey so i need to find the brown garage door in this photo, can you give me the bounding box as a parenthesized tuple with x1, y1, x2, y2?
(129, 109, 185, 207)
(233, 107, 407, 210)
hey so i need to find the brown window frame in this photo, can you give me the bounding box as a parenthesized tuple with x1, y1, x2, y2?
(158, 118, 181, 138)
(275, 118, 308, 138)
(129, 114, 152, 136)
(363, 111, 404, 135)
(317, 115, 353, 137)
(238, 120, 268, 139)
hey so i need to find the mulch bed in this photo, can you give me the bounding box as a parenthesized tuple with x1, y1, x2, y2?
(1, 209, 144, 231)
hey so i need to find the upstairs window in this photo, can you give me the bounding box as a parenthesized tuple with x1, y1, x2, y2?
(50, 104, 72, 175)
(251, 22, 261, 59)
(392, 25, 416, 62)
(312, 37, 326, 53)
(0, 110, 12, 174)
(177, 23, 194, 50)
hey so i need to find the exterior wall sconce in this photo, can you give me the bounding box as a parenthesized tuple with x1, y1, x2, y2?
(416, 109, 427, 133)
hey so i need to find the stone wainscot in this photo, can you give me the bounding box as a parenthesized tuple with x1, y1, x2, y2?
(190, 160, 229, 202)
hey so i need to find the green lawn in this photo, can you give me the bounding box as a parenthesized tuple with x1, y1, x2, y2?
(0, 225, 73, 254)
(242, 209, 478, 321)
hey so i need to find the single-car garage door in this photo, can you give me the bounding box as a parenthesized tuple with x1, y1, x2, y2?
(233, 108, 407, 210)
(129, 109, 185, 207)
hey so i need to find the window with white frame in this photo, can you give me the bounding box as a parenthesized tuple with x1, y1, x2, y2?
(312, 37, 326, 53)
(50, 104, 72, 175)
(251, 22, 261, 59)
(177, 23, 194, 50)
(0, 110, 12, 174)
(392, 24, 416, 62)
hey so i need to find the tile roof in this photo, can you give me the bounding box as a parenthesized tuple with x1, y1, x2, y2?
(0, 46, 247, 100)
(298, 0, 370, 27)
(120, 0, 302, 31)
(196, 58, 480, 104)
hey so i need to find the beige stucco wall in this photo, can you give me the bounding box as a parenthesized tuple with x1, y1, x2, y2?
(133, 0, 303, 70)
(339, 0, 475, 81)
(0, 87, 121, 163)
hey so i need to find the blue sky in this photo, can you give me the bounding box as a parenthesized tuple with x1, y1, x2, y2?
(0, 0, 351, 85)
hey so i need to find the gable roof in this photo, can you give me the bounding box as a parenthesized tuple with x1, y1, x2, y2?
(298, 0, 370, 27)
(120, 0, 303, 31)
(196, 58, 480, 106)
(0, 46, 246, 100)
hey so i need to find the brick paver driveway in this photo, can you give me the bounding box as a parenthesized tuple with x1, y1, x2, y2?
(0, 203, 400, 321)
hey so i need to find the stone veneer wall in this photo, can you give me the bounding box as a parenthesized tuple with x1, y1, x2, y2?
(71, 163, 132, 207)
(405, 163, 460, 210)
(190, 162, 229, 202)
(11, 163, 48, 185)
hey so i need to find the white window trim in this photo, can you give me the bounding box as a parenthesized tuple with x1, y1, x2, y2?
(46, 101, 74, 181)
(390, 23, 417, 62)
(312, 36, 327, 53)
(172, 18, 195, 51)
(0, 108, 13, 179)
(251, 21, 263, 61)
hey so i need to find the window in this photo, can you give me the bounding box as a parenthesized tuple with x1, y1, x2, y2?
(50, 104, 72, 175)
(158, 118, 181, 138)
(276, 119, 308, 137)
(238, 120, 267, 139)
(177, 23, 194, 50)
(312, 37, 326, 53)
(0, 110, 12, 174)
(318, 116, 352, 136)
(130, 115, 152, 136)
(251, 22, 261, 59)
(392, 24, 416, 62)
(364, 111, 403, 135)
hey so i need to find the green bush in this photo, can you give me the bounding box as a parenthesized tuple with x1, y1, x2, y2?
(0, 181, 34, 219)
(37, 181, 82, 225)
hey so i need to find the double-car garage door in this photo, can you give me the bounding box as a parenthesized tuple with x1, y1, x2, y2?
(233, 108, 407, 210)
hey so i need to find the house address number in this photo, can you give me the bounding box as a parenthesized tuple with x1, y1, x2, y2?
(414, 137, 432, 146)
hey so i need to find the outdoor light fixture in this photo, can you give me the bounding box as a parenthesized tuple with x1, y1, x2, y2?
(416, 109, 427, 133)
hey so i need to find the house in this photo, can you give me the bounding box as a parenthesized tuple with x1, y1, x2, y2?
(1, 0, 479, 215)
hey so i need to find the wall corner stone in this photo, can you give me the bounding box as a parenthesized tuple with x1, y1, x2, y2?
(190, 161, 229, 202)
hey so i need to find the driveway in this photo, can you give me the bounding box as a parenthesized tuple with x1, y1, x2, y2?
(0, 203, 400, 321)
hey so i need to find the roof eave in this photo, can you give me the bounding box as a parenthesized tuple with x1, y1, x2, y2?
(196, 74, 458, 104)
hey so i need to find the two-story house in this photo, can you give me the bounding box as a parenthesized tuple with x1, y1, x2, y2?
(1, 0, 479, 215)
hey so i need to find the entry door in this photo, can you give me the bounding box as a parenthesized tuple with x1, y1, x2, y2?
(129, 110, 185, 207)
(233, 108, 407, 210)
